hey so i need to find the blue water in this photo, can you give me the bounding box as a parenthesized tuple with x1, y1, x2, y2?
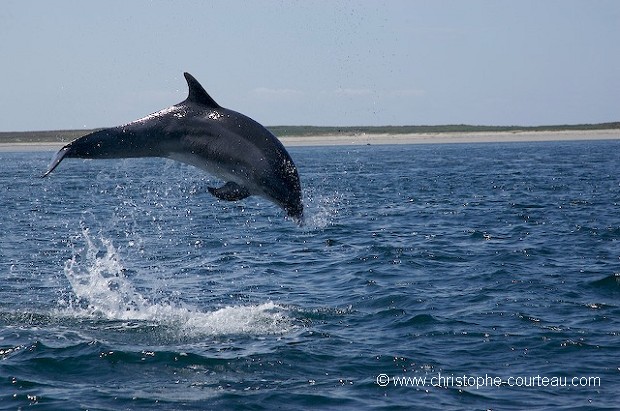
(1, 140, 619, 410)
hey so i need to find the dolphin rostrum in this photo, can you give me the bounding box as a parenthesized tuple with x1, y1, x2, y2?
(43, 72, 304, 222)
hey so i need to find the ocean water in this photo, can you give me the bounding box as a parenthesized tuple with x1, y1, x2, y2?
(1, 140, 619, 410)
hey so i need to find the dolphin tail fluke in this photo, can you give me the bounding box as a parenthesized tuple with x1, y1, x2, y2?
(208, 182, 251, 201)
(41, 145, 71, 178)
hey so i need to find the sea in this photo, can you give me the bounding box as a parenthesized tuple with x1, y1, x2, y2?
(1, 139, 619, 410)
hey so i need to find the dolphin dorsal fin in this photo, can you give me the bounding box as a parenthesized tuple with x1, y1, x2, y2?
(184, 72, 221, 108)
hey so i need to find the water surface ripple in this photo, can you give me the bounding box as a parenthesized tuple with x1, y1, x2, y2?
(1, 140, 619, 410)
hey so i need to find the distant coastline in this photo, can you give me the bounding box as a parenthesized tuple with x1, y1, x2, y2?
(269, 122, 620, 137)
(0, 122, 618, 151)
(1, 122, 618, 142)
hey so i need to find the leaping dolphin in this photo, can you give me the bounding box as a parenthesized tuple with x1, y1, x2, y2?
(43, 72, 304, 222)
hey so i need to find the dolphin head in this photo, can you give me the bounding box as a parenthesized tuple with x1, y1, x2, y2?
(283, 196, 304, 224)
(273, 160, 304, 223)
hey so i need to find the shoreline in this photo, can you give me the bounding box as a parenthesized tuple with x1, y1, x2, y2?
(280, 129, 620, 146)
(0, 129, 618, 152)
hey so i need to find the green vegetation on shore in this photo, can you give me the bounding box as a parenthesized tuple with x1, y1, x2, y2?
(1, 122, 618, 143)
(268, 122, 620, 137)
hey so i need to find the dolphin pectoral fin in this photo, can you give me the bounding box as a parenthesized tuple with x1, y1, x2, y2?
(41, 145, 71, 177)
(208, 182, 251, 201)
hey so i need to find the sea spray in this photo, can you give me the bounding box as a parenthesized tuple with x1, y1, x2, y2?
(58, 228, 292, 336)
(301, 190, 347, 229)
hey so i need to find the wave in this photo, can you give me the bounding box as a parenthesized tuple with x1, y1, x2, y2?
(55, 228, 292, 338)
(588, 273, 620, 294)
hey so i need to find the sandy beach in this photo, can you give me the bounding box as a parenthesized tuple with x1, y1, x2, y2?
(279, 129, 620, 147)
(0, 129, 618, 152)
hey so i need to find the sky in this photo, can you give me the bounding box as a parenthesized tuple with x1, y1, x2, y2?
(1, 0, 619, 131)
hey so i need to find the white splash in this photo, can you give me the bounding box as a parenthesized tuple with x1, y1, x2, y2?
(304, 191, 346, 229)
(58, 229, 291, 336)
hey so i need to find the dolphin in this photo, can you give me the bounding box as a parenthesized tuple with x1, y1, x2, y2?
(43, 72, 304, 222)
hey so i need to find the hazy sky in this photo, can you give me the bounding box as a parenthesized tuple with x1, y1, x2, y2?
(2, 0, 619, 131)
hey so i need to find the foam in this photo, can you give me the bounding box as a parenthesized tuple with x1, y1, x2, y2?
(58, 229, 291, 336)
